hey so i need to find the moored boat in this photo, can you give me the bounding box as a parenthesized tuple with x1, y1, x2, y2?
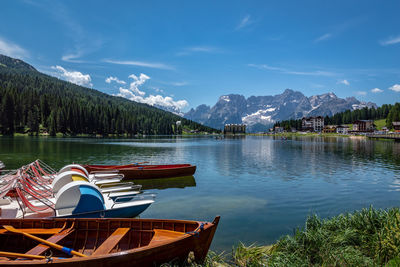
(0, 180, 154, 219)
(0, 216, 220, 266)
(0, 160, 155, 219)
(0, 161, 5, 175)
(82, 163, 197, 179)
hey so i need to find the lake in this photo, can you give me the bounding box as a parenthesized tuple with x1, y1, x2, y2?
(1, 135, 400, 251)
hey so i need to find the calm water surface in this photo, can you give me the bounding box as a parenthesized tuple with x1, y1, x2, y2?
(1, 136, 400, 251)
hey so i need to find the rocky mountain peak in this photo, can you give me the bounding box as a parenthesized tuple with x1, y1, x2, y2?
(184, 89, 377, 132)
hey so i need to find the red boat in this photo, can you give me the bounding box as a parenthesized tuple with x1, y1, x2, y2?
(82, 163, 197, 180)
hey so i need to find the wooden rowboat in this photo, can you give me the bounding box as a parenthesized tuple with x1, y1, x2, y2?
(82, 164, 197, 180)
(0, 216, 219, 266)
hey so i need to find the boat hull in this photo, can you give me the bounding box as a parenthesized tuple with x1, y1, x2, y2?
(0, 216, 219, 266)
(57, 202, 153, 219)
(83, 164, 197, 180)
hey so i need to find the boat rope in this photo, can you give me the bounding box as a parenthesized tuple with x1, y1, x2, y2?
(185, 223, 205, 236)
(45, 251, 53, 263)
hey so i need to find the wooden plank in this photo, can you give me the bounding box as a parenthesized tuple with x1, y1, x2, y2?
(25, 229, 74, 256)
(148, 229, 185, 246)
(92, 228, 130, 256)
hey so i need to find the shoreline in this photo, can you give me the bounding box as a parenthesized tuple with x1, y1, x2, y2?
(248, 132, 359, 138)
(0, 132, 219, 138)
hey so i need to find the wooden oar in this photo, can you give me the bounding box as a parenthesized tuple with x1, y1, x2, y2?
(2, 226, 87, 257)
(0, 251, 64, 260)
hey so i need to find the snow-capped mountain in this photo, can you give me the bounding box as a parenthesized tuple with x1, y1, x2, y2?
(184, 89, 377, 132)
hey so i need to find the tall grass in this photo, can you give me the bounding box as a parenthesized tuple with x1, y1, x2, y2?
(201, 207, 400, 267)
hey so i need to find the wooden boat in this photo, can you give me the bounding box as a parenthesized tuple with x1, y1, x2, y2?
(82, 164, 197, 179)
(0, 216, 219, 266)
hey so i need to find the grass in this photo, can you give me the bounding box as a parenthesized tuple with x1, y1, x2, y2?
(375, 119, 386, 130)
(173, 207, 400, 267)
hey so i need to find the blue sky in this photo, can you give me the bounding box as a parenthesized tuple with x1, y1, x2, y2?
(1, 0, 400, 112)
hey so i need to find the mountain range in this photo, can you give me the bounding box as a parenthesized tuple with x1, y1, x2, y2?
(184, 89, 377, 132)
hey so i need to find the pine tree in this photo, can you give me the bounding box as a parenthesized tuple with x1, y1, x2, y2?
(2, 92, 15, 134)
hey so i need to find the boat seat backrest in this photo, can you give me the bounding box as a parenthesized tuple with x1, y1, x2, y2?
(55, 181, 105, 216)
(52, 171, 89, 194)
(58, 164, 89, 177)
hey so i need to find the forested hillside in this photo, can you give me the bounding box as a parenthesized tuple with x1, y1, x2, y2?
(274, 104, 400, 131)
(0, 55, 217, 136)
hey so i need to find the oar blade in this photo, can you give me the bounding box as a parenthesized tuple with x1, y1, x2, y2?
(2, 225, 17, 233)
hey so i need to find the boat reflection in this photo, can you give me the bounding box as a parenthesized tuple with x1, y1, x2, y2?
(127, 175, 196, 190)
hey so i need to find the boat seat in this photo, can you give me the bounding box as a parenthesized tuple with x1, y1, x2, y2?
(148, 229, 185, 246)
(0, 208, 17, 219)
(24, 229, 75, 256)
(0, 198, 11, 206)
(92, 228, 130, 256)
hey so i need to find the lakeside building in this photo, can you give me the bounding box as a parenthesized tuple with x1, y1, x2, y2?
(336, 125, 349, 135)
(352, 120, 375, 132)
(224, 124, 246, 134)
(393, 122, 400, 132)
(322, 125, 337, 133)
(382, 126, 389, 132)
(302, 116, 324, 132)
(274, 126, 284, 133)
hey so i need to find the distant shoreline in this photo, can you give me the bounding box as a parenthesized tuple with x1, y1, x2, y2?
(0, 132, 218, 138)
(247, 132, 355, 138)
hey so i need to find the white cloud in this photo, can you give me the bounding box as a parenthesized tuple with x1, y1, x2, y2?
(171, 82, 188, 86)
(187, 46, 216, 52)
(176, 46, 220, 56)
(371, 88, 383, 93)
(380, 35, 400, 46)
(52, 65, 93, 87)
(103, 59, 174, 70)
(133, 94, 189, 111)
(247, 63, 336, 76)
(105, 76, 126, 85)
(338, 79, 350, 85)
(62, 52, 85, 63)
(115, 73, 189, 112)
(127, 73, 149, 96)
(0, 37, 28, 59)
(236, 14, 253, 30)
(389, 84, 400, 92)
(248, 64, 283, 71)
(315, 33, 332, 42)
(355, 91, 367, 96)
(152, 87, 165, 93)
